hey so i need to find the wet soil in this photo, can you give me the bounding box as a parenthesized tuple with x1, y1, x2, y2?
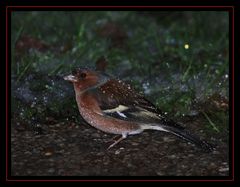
(11, 117, 229, 176)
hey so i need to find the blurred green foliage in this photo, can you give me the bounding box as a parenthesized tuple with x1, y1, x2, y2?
(11, 11, 229, 131)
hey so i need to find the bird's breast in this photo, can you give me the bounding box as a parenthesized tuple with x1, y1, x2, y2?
(76, 93, 141, 135)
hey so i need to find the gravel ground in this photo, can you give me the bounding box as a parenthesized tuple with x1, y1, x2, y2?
(11, 118, 229, 177)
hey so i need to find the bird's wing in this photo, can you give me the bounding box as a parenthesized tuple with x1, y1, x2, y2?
(91, 79, 184, 130)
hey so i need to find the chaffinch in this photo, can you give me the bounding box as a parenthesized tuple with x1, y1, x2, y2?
(64, 68, 213, 151)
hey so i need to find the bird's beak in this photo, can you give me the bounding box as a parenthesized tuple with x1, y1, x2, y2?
(64, 75, 78, 83)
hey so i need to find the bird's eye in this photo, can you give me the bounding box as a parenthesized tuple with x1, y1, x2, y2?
(80, 73, 87, 79)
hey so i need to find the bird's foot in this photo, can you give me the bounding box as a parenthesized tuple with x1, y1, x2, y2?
(106, 135, 122, 143)
(107, 135, 126, 150)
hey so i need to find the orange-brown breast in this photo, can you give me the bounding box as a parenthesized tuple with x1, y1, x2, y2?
(76, 92, 140, 135)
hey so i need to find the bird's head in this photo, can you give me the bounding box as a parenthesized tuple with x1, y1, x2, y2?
(64, 68, 109, 93)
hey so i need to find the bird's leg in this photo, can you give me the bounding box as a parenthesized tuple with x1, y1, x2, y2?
(107, 134, 127, 150)
(106, 134, 122, 143)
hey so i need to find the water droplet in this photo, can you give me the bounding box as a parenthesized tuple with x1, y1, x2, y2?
(193, 75, 198, 80)
(142, 82, 150, 94)
(166, 62, 170, 68)
(31, 101, 36, 108)
(43, 96, 48, 103)
(218, 53, 222, 58)
(51, 80, 55, 86)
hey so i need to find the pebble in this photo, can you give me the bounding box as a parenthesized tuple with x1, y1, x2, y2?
(115, 148, 124, 155)
(156, 171, 165, 176)
(48, 168, 55, 173)
(219, 167, 229, 172)
(115, 150, 121, 155)
(96, 152, 105, 156)
(44, 152, 53, 156)
(131, 142, 139, 146)
(27, 170, 33, 174)
(168, 155, 177, 159)
(163, 137, 174, 142)
(92, 133, 101, 138)
(24, 151, 32, 155)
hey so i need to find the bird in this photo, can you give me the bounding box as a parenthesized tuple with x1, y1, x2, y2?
(64, 67, 213, 152)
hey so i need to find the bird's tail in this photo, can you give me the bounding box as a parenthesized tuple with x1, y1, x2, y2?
(141, 123, 213, 152)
